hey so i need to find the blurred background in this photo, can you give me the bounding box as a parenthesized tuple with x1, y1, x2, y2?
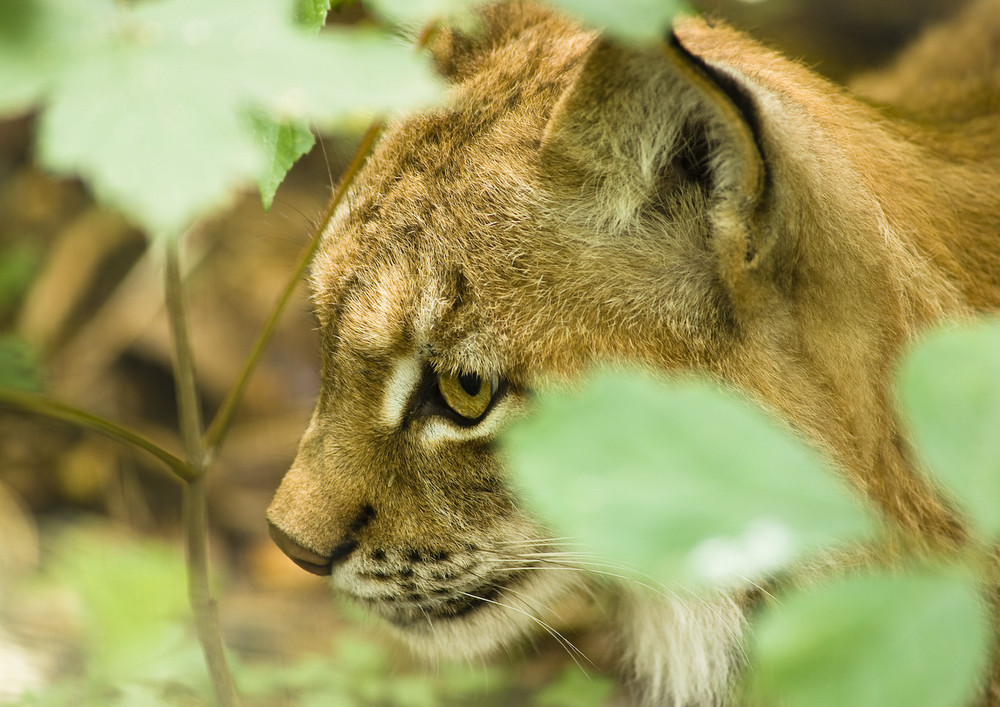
(0, 0, 964, 703)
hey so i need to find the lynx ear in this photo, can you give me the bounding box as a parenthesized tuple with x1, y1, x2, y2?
(539, 23, 769, 282)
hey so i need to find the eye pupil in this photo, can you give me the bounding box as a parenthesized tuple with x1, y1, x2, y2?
(436, 370, 495, 422)
(458, 372, 481, 397)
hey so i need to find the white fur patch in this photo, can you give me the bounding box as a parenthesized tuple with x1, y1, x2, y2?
(381, 355, 423, 427)
(618, 591, 745, 707)
(420, 397, 514, 445)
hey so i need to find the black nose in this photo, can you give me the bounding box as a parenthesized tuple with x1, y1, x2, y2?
(267, 522, 333, 576)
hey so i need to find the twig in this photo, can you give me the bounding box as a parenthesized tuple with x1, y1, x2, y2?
(202, 119, 384, 459)
(0, 388, 193, 481)
(163, 237, 241, 707)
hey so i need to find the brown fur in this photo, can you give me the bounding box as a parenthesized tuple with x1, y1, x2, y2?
(268, 2, 1000, 704)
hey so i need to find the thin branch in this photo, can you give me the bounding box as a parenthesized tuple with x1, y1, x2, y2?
(163, 237, 241, 707)
(202, 119, 384, 459)
(0, 387, 194, 481)
(164, 240, 206, 472)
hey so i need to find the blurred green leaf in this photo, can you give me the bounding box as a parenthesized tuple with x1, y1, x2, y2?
(51, 524, 207, 690)
(365, 0, 487, 28)
(535, 667, 615, 707)
(0, 336, 44, 392)
(504, 371, 876, 588)
(897, 320, 1000, 540)
(0, 241, 43, 318)
(236, 652, 353, 702)
(750, 567, 990, 707)
(0, 0, 115, 115)
(385, 676, 438, 707)
(546, 0, 687, 42)
(251, 116, 316, 210)
(4, 0, 440, 237)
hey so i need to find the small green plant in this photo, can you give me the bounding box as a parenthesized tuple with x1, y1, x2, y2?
(10, 523, 209, 706)
(11, 523, 614, 706)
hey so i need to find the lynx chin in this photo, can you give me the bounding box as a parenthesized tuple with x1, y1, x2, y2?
(268, 1, 1000, 704)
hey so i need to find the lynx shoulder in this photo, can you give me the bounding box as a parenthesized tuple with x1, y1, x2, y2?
(268, 2, 1000, 704)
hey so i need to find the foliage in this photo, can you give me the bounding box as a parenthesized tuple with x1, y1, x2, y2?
(0, 0, 440, 238)
(897, 319, 1000, 540)
(0, 240, 43, 319)
(506, 372, 876, 589)
(545, 0, 689, 42)
(504, 320, 1000, 706)
(297, 0, 334, 29)
(0, 336, 44, 392)
(10, 524, 612, 707)
(250, 115, 317, 211)
(365, 0, 490, 28)
(12, 524, 210, 706)
(749, 567, 990, 707)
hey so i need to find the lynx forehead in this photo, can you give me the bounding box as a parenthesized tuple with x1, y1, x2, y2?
(268, 1, 1000, 704)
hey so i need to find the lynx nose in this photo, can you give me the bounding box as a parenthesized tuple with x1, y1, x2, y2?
(266, 505, 377, 576)
(267, 522, 334, 576)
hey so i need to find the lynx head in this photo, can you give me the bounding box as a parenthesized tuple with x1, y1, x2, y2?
(267, 0, 960, 677)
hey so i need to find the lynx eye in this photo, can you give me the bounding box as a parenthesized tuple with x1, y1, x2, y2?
(437, 371, 496, 421)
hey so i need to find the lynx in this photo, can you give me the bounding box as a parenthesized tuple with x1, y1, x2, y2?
(267, 1, 1000, 703)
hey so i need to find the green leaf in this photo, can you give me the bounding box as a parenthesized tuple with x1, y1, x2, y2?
(750, 567, 990, 707)
(0, 336, 45, 392)
(297, 0, 332, 30)
(251, 116, 316, 210)
(365, 0, 487, 28)
(16, 0, 439, 237)
(38, 48, 266, 239)
(0, 240, 43, 318)
(897, 320, 1000, 540)
(0, 0, 115, 115)
(534, 667, 615, 707)
(504, 371, 876, 588)
(50, 524, 206, 689)
(545, 0, 687, 42)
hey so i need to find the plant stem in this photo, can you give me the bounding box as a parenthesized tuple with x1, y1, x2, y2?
(0, 388, 194, 481)
(163, 237, 241, 707)
(203, 119, 384, 459)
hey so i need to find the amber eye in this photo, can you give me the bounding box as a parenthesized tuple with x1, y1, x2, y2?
(437, 371, 495, 420)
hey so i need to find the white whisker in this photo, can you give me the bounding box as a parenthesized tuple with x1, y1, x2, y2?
(458, 590, 595, 673)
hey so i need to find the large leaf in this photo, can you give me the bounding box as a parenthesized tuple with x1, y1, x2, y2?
(546, 0, 688, 42)
(365, 0, 488, 28)
(504, 371, 876, 588)
(0, 0, 114, 114)
(367, 0, 685, 41)
(750, 567, 990, 707)
(4, 0, 439, 237)
(897, 320, 1000, 540)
